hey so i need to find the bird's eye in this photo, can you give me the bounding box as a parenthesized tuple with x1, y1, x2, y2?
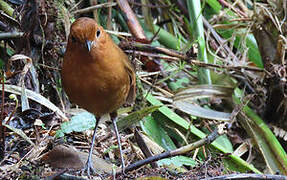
(96, 29, 101, 38)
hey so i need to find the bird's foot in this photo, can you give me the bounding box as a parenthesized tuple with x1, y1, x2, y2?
(81, 158, 97, 177)
(121, 166, 127, 176)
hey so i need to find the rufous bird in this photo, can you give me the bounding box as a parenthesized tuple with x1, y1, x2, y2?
(62, 17, 136, 175)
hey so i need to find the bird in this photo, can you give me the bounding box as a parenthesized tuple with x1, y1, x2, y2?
(61, 17, 136, 176)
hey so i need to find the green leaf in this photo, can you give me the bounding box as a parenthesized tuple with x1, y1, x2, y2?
(56, 111, 96, 138)
(158, 156, 197, 167)
(168, 77, 190, 91)
(214, 134, 233, 153)
(55, 130, 64, 138)
(205, 0, 222, 13)
(233, 88, 287, 174)
(173, 101, 231, 121)
(152, 24, 185, 50)
(173, 85, 233, 121)
(0, 59, 4, 69)
(141, 116, 176, 151)
(117, 105, 161, 131)
(187, 0, 211, 84)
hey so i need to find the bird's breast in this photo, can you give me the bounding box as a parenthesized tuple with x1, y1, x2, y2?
(62, 51, 130, 116)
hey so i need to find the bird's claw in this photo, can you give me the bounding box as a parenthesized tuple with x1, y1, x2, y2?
(81, 159, 96, 177)
(121, 166, 127, 176)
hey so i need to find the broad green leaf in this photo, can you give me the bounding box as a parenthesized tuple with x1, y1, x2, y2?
(117, 105, 161, 131)
(152, 24, 186, 50)
(173, 101, 231, 121)
(56, 111, 96, 138)
(205, 0, 222, 13)
(158, 156, 197, 167)
(187, 0, 211, 84)
(173, 85, 233, 121)
(168, 77, 190, 91)
(141, 116, 176, 151)
(214, 134, 233, 153)
(233, 88, 287, 174)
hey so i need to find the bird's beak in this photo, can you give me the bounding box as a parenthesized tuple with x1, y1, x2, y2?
(85, 40, 93, 52)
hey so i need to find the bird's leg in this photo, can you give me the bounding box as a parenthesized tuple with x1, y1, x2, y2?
(82, 116, 100, 177)
(110, 112, 126, 174)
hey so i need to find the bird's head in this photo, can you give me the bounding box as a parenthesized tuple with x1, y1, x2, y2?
(68, 17, 105, 52)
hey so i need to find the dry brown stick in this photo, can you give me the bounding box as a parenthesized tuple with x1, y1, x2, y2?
(0, 32, 24, 40)
(205, 30, 227, 58)
(128, 0, 170, 8)
(116, 0, 147, 40)
(229, 18, 252, 22)
(127, 50, 263, 73)
(202, 17, 239, 62)
(124, 50, 181, 62)
(139, 76, 174, 97)
(122, 41, 263, 71)
(50, 172, 87, 180)
(89, 0, 98, 22)
(0, 72, 4, 159)
(134, 128, 158, 168)
(45, 169, 69, 180)
(106, 0, 113, 30)
(190, 59, 264, 72)
(73, 2, 117, 15)
(120, 41, 188, 60)
(123, 128, 218, 173)
(204, 173, 287, 180)
(122, 43, 264, 73)
(217, 0, 248, 18)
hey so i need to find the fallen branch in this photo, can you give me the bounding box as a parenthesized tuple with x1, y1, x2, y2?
(204, 173, 287, 180)
(123, 128, 219, 173)
(0, 32, 24, 40)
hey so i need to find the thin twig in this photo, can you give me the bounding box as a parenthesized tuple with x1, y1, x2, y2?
(117, 0, 147, 40)
(202, 17, 239, 62)
(128, 0, 170, 8)
(204, 173, 287, 180)
(73, 2, 117, 14)
(139, 76, 174, 97)
(121, 42, 264, 73)
(0, 72, 4, 159)
(124, 50, 181, 61)
(120, 41, 188, 60)
(190, 59, 264, 72)
(0, 32, 24, 40)
(217, 0, 248, 18)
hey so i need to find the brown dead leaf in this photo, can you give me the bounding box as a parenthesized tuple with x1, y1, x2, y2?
(41, 145, 115, 173)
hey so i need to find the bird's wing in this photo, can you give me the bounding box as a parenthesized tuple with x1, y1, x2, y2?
(124, 58, 136, 104)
